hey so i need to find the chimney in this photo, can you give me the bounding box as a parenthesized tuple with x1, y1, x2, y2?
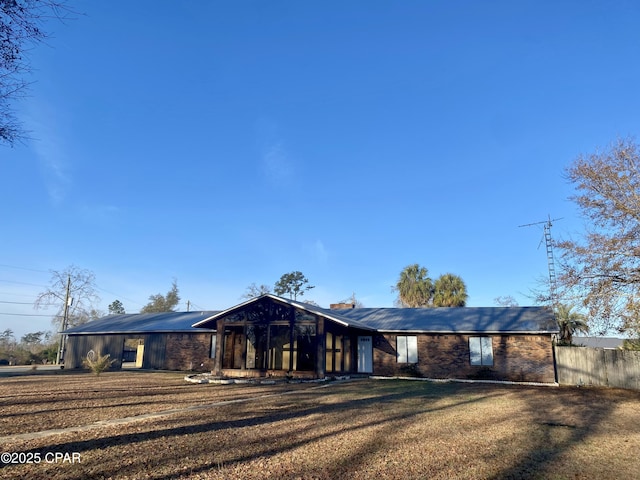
(330, 302, 356, 310)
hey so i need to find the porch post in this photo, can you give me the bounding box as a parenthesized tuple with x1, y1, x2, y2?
(289, 316, 295, 372)
(213, 319, 224, 376)
(240, 326, 247, 371)
(315, 315, 325, 378)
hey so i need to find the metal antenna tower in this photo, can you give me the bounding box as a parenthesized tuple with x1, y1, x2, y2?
(519, 215, 563, 308)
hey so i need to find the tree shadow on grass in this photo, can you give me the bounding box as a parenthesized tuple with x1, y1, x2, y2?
(3, 381, 499, 480)
(486, 386, 640, 479)
(11, 380, 629, 479)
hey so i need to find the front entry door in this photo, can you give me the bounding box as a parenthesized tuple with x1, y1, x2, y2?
(357, 336, 373, 373)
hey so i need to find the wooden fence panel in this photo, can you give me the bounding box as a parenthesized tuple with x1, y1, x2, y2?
(555, 346, 640, 390)
(604, 349, 640, 391)
(555, 347, 604, 386)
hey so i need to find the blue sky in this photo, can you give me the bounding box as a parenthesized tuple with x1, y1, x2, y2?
(2, 1, 640, 340)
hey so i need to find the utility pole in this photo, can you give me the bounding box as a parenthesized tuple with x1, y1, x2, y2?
(186, 300, 191, 312)
(56, 275, 72, 366)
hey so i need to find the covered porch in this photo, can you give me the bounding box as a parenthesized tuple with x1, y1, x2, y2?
(193, 295, 375, 379)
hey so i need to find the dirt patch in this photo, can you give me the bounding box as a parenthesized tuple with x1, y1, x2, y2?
(0, 371, 311, 437)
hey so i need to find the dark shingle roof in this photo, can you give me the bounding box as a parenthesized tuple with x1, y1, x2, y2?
(331, 307, 558, 334)
(62, 298, 557, 336)
(264, 295, 376, 331)
(63, 311, 218, 334)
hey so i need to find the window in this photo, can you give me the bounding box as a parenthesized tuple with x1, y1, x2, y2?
(210, 335, 216, 359)
(326, 332, 347, 373)
(222, 326, 246, 369)
(397, 336, 418, 363)
(469, 337, 493, 366)
(268, 325, 290, 370)
(293, 324, 316, 371)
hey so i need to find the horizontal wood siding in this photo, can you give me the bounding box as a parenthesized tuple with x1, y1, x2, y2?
(556, 347, 640, 390)
(65, 335, 124, 369)
(65, 334, 161, 370)
(373, 333, 555, 383)
(65, 333, 216, 371)
(143, 334, 167, 369)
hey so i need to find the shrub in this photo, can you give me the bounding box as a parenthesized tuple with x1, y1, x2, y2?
(83, 350, 115, 376)
(41, 347, 58, 364)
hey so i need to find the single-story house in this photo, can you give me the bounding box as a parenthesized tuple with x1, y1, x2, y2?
(62, 311, 218, 371)
(63, 294, 559, 383)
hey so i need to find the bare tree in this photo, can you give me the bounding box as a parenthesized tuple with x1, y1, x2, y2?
(339, 292, 365, 308)
(494, 295, 519, 307)
(1, 1, 72, 146)
(240, 283, 272, 300)
(557, 138, 640, 336)
(34, 265, 100, 330)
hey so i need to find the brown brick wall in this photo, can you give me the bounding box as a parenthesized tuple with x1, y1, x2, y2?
(164, 333, 215, 371)
(373, 333, 555, 383)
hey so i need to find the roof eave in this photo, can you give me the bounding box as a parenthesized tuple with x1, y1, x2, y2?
(65, 329, 217, 335)
(375, 329, 559, 335)
(191, 296, 265, 327)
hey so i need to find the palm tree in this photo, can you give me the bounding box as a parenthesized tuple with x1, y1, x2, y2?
(394, 264, 433, 307)
(433, 273, 468, 307)
(555, 304, 589, 345)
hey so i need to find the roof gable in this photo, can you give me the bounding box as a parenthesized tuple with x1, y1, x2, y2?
(192, 294, 377, 331)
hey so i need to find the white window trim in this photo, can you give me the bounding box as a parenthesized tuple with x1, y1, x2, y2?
(397, 335, 418, 363)
(210, 335, 217, 359)
(469, 336, 493, 366)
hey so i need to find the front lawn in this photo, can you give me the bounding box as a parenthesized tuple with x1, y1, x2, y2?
(1, 372, 638, 479)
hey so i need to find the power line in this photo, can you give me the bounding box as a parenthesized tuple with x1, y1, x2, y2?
(0, 266, 143, 308)
(188, 301, 208, 311)
(0, 300, 56, 305)
(0, 312, 56, 317)
(0, 291, 41, 298)
(0, 262, 162, 311)
(0, 279, 48, 288)
(95, 286, 145, 307)
(0, 264, 50, 274)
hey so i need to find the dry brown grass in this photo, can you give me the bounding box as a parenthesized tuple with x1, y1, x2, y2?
(1, 371, 639, 479)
